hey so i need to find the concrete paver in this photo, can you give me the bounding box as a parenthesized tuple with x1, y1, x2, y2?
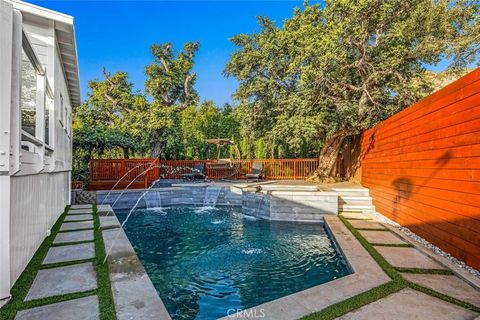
(43, 243, 95, 264)
(402, 273, 480, 307)
(60, 221, 94, 231)
(68, 208, 94, 215)
(16, 296, 99, 320)
(25, 263, 97, 301)
(53, 230, 94, 244)
(337, 288, 479, 320)
(70, 204, 93, 209)
(375, 246, 447, 269)
(341, 212, 373, 220)
(64, 214, 93, 221)
(348, 219, 387, 229)
(359, 230, 407, 245)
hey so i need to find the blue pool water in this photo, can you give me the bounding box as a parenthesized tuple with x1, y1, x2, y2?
(116, 206, 350, 320)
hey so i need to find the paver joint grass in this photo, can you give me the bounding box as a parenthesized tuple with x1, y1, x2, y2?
(0, 205, 117, 320)
(302, 216, 480, 320)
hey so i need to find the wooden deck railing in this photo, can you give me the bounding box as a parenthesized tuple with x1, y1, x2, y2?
(88, 158, 319, 190)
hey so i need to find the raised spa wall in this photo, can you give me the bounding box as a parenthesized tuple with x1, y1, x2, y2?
(97, 183, 339, 223)
(239, 185, 338, 222)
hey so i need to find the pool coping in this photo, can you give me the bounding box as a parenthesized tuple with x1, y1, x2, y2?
(221, 216, 391, 319)
(100, 207, 172, 320)
(103, 204, 391, 320)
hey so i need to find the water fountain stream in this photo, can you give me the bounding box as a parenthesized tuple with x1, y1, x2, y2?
(103, 175, 162, 264)
(100, 162, 156, 205)
(204, 186, 221, 207)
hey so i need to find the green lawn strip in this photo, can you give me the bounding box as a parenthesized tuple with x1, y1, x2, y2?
(57, 228, 94, 233)
(407, 281, 480, 313)
(0, 204, 117, 320)
(19, 290, 96, 311)
(301, 281, 405, 320)
(370, 243, 414, 248)
(63, 219, 94, 223)
(92, 204, 117, 320)
(40, 258, 96, 270)
(50, 240, 95, 247)
(340, 217, 400, 280)
(395, 267, 454, 275)
(302, 216, 477, 319)
(0, 207, 68, 320)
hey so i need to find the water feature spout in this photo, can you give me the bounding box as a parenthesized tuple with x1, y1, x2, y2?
(204, 186, 221, 207)
(145, 191, 162, 209)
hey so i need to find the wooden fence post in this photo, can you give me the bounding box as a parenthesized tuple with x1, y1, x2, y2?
(120, 159, 126, 180)
(293, 159, 297, 180)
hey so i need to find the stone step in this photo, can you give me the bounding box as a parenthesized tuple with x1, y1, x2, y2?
(332, 189, 370, 197)
(338, 196, 373, 204)
(339, 204, 375, 212)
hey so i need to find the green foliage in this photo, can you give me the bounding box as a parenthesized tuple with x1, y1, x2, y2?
(144, 42, 200, 158)
(225, 0, 479, 155)
(72, 1, 479, 179)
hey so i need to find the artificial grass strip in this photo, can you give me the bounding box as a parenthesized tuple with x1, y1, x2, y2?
(63, 219, 94, 223)
(0, 207, 68, 320)
(302, 216, 479, 319)
(408, 281, 480, 313)
(302, 281, 405, 320)
(92, 204, 117, 320)
(20, 290, 96, 311)
(395, 267, 454, 275)
(0, 204, 117, 320)
(340, 217, 400, 280)
(50, 240, 95, 247)
(39, 258, 96, 270)
(57, 228, 95, 233)
(370, 243, 414, 248)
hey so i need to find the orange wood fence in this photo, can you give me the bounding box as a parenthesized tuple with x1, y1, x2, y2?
(360, 68, 480, 269)
(88, 158, 319, 190)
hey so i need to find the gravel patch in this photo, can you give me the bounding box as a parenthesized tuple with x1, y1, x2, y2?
(371, 211, 480, 279)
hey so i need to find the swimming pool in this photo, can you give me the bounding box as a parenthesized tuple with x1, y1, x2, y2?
(115, 206, 350, 319)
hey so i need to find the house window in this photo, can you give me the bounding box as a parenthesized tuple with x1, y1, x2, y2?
(20, 48, 37, 137)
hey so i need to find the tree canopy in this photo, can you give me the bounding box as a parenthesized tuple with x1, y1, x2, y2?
(225, 0, 480, 157)
(72, 0, 479, 182)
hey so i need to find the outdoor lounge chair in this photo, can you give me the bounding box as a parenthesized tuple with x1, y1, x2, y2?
(245, 162, 264, 181)
(181, 163, 207, 181)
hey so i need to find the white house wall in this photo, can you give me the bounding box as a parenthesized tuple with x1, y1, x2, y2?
(53, 46, 73, 171)
(0, 0, 77, 301)
(9, 171, 69, 285)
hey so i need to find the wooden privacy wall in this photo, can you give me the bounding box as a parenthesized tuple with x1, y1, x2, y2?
(360, 68, 480, 269)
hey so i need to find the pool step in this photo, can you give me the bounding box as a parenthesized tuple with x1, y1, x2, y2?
(333, 186, 375, 213)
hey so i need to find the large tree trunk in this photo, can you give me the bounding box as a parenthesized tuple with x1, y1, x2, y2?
(123, 147, 130, 159)
(151, 140, 163, 158)
(308, 129, 350, 183)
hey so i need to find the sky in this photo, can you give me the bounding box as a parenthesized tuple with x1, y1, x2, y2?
(31, 0, 308, 106)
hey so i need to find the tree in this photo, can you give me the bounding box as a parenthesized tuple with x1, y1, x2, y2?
(225, 0, 479, 178)
(144, 42, 200, 158)
(72, 70, 148, 182)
